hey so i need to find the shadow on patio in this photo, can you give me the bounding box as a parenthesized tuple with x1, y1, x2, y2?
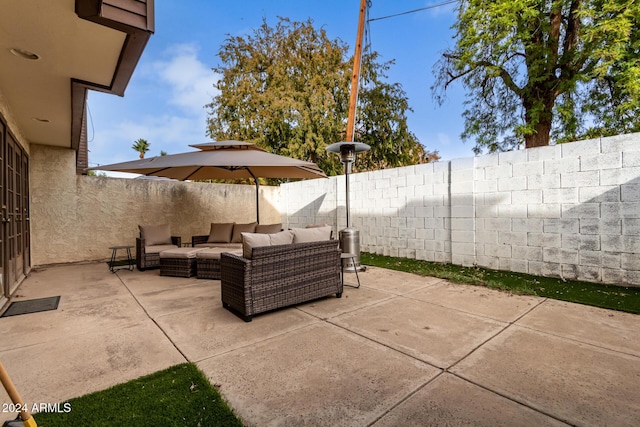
(1, 262, 639, 426)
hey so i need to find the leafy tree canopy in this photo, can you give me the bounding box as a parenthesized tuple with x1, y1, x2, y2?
(207, 17, 438, 176)
(433, 0, 640, 154)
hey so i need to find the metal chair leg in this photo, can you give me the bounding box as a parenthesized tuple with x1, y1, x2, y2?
(109, 249, 117, 273)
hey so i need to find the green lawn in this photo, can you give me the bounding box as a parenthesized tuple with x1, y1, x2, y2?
(34, 363, 242, 427)
(361, 252, 640, 314)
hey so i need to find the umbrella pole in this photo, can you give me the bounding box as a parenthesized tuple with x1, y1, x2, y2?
(248, 171, 260, 224)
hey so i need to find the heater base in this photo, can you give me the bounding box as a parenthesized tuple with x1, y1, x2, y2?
(339, 227, 365, 272)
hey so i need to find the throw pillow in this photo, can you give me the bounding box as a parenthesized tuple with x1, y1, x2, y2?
(207, 222, 234, 243)
(139, 224, 172, 246)
(291, 226, 332, 243)
(241, 230, 294, 259)
(269, 230, 294, 246)
(241, 232, 270, 259)
(255, 223, 282, 234)
(232, 222, 257, 243)
(306, 223, 332, 238)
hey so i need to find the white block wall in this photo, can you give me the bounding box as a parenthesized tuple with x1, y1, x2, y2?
(281, 133, 640, 286)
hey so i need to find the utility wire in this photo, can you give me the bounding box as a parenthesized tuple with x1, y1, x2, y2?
(367, 0, 459, 22)
(365, 0, 372, 52)
(359, 1, 372, 92)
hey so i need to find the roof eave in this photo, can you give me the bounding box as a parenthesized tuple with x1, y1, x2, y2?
(71, 0, 154, 151)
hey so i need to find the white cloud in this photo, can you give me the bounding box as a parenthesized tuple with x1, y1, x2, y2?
(436, 132, 451, 146)
(153, 44, 220, 117)
(88, 43, 221, 167)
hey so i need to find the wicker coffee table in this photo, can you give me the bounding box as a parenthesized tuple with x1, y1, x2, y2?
(159, 247, 204, 277)
(196, 247, 243, 279)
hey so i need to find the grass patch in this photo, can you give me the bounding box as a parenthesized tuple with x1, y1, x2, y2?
(361, 252, 640, 314)
(34, 363, 242, 427)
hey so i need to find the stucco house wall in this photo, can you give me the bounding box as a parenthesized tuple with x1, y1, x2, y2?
(30, 144, 281, 266)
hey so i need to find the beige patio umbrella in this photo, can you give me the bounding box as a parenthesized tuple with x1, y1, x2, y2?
(90, 140, 327, 222)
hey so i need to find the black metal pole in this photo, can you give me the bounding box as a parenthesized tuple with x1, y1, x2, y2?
(255, 178, 260, 224)
(344, 161, 350, 228)
(248, 170, 260, 224)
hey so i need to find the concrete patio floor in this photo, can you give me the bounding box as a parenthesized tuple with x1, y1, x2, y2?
(1, 262, 639, 426)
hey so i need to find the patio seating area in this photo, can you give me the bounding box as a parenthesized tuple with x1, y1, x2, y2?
(1, 262, 639, 425)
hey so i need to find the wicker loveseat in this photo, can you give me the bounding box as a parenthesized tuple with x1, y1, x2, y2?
(220, 237, 342, 322)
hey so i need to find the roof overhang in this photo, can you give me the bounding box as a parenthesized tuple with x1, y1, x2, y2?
(0, 0, 154, 150)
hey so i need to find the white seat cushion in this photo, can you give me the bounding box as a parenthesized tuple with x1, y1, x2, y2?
(145, 244, 179, 254)
(159, 247, 204, 259)
(194, 242, 243, 250)
(196, 247, 243, 259)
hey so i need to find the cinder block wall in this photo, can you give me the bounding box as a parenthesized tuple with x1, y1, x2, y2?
(281, 133, 640, 286)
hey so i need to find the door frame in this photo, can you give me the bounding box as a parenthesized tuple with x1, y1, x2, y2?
(0, 115, 30, 298)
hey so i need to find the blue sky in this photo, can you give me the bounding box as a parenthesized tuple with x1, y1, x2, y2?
(88, 0, 474, 169)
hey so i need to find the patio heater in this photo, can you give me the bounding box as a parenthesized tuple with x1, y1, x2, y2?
(326, 141, 370, 272)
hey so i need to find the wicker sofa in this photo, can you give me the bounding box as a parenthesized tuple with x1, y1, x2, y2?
(191, 222, 281, 249)
(220, 238, 342, 322)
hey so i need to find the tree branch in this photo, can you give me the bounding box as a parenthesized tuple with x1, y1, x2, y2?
(559, 0, 582, 79)
(443, 53, 523, 97)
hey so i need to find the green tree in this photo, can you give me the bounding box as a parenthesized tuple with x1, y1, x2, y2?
(433, 0, 640, 154)
(207, 18, 436, 176)
(160, 150, 167, 156)
(132, 138, 150, 159)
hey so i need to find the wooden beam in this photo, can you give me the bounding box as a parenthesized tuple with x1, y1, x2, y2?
(345, 0, 367, 142)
